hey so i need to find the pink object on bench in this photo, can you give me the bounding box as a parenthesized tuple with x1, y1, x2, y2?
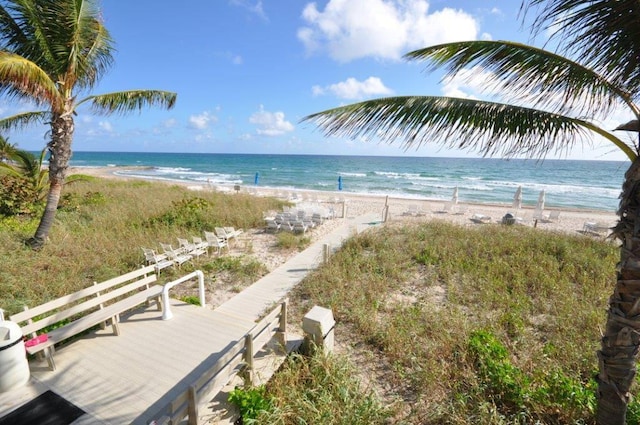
(24, 334, 48, 348)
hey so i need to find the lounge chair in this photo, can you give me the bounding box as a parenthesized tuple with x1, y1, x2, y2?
(403, 204, 425, 216)
(470, 214, 492, 224)
(541, 210, 560, 223)
(434, 202, 454, 214)
(583, 222, 610, 235)
(204, 231, 229, 255)
(292, 220, 308, 234)
(192, 236, 208, 250)
(177, 237, 206, 257)
(224, 226, 244, 240)
(265, 218, 281, 233)
(159, 243, 192, 267)
(141, 248, 173, 272)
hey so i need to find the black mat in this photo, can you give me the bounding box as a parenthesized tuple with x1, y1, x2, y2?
(0, 390, 85, 425)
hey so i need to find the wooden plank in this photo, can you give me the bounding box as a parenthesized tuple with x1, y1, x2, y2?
(11, 267, 156, 323)
(170, 338, 246, 412)
(20, 275, 158, 335)
(26, 286, 162, 355)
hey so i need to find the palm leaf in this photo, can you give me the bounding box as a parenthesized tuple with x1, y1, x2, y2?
(60, 0, 114, 89)
(404, 41, 637, 119)
(0, 51, 60, 106)
(525, 0, 640, 95)
(303, 96, 636, 160)
(0, 111, 49, 132)
(80, 90, 177, 115)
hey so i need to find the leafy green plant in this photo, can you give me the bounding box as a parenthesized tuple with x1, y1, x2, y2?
(147, 197, 212, 229)
(468, 330, 530, 409)
(228, 385, 272, 423)
(0, 174, 40, 216)
(179, 295, 201, 306)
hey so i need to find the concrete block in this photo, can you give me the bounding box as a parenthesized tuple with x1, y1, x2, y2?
(302, 306, 335, 354)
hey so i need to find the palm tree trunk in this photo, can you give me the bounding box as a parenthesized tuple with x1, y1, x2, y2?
(597, 158, 640, 424)
(27, 113, 74, 249)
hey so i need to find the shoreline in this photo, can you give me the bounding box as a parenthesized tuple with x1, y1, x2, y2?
(70, 166, 619, 236)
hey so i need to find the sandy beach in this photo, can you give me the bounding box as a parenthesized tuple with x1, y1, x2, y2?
(71, 165, 619, 239)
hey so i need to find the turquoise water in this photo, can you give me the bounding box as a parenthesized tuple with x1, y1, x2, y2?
(69, 152, 627, 212)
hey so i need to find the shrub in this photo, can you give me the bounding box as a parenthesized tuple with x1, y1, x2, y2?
(0, 175, 40, 216)
(228, 385, 273, 423)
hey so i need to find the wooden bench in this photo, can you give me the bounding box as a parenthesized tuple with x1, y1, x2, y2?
(9, 265, 163, 371)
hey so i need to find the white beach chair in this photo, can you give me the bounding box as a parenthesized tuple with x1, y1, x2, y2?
(178, 237, 206, 257)
(159, 243, 192, 267)
(204, 231, 229, 255)
(265, 219, 281, 233)
(141, 247, 173, 273)
(470, 214, 492, 224)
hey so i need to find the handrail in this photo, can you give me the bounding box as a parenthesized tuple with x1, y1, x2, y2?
(161, 270, 205, 320)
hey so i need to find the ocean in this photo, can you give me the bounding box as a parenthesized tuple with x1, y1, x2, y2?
(68, 152, 627, 212)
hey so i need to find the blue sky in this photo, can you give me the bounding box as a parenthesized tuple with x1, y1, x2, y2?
(3, 1, 632, 161)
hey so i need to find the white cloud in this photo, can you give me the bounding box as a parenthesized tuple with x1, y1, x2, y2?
(229, 0, 267, 20)
(313, 77, 393, 100)
(98, 121, 113, 132)
(249, 105, 294, 136)
(298, 0, 479, 62)
(189, 112, 217, 130)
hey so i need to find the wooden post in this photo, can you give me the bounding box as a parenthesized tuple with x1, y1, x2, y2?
(243, 334, 255, 387)
(187, 385, 199, 425)
(94, 282, 106, 330)
(276, 300, 288, 353)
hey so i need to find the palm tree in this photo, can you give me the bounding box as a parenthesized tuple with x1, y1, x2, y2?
(303, 1, 640, 424)
(0, 0, 176, 248)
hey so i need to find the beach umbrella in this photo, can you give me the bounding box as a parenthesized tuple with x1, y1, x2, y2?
(254, 172, 259, 185)
(512, 186, 522, 209)
(536, 189, 546, 211)
(338, 175, 343, 191)
(452, 186, 459, 204)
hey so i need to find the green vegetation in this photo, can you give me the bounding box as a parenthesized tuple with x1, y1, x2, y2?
(303, 2, 640, 421)
(281, 221, 624, 424)
(228, 385, 273, 423)
(276, 231, 311, 250)
(257, 352, 392, 425)
(0, 178, 629, 424)
(0, 0, 176, 248)
(0, 178, 285, 316)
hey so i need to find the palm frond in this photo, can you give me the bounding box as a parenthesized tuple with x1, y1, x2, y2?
(303, 96, 636, 161)
(62, 0, 114, 89)
(80, 90, 177, 115)
(0, 111, 49, 132)
(525, 0, 640, 96)
(404, 41, 637, 119)
(0, 51, 60, 106)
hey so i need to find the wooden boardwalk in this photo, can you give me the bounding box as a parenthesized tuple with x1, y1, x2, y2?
(0, 212, 382, 424)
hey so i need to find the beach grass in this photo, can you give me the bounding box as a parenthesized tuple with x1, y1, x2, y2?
(280, 221, 624, 424)
(0, 179, 286, 315)
(0, 178, 629, 424)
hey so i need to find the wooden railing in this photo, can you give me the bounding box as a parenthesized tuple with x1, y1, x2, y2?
(151, 299, 288, 425)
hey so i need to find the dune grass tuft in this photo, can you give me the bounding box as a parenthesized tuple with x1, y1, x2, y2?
(0, 179, 285, 315)
(283, 221, 623, 424)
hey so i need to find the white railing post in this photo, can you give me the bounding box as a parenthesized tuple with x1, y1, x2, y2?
(162, 270, 205, 320)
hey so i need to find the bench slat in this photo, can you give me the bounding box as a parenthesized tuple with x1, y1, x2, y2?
(26, 285, 163, 355)
(19, 275, 158, 336)
(10, 265, 156, 323)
